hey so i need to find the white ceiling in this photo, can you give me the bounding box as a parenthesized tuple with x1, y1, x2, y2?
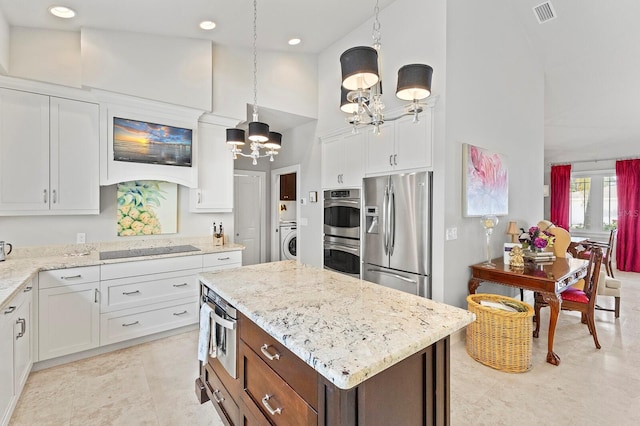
(1, 0, 638, 160)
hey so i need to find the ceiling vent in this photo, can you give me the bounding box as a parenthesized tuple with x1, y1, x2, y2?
(533, 1, 557, 24)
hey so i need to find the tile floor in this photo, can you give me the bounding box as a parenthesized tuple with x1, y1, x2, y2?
(10, 270, 639, 425)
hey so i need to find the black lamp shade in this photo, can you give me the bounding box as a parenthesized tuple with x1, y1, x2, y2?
(248, 121, 269, 143)
(226, 128, 246, 145)
(340, 86, 359, 114)
(264, 131, 282, 149)
(396, 64, 433, 101)
(340, 46, 379, 91)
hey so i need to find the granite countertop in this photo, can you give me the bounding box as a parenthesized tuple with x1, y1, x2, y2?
(0, 236, 244, 311)
(199, 261, 475, 390)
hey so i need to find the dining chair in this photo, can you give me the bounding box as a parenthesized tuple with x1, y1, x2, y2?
(596, 270, 622, 318)
(534, 247, 604, 349)
(579, 229, 616, 277)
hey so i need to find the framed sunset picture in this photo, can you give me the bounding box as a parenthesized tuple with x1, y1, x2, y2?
(462, 143, 508, 217)
(113, 117, 193, 167)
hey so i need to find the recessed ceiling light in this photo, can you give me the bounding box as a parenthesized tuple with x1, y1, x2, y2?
(49, 6, 76, 19)
(200, 20, 217, 30)
(288, 38, 301, 46)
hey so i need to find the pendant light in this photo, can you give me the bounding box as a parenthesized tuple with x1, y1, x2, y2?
(339, 0, 433, 133)
(226, 0, 281, 164)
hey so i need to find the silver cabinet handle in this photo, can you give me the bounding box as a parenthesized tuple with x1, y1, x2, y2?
(122, 290, 141, 296)
(261, 394, 282, 416)
(394, 154, 397, 165)
(52, 189, 57, 204)
(173, 283, 188, 288)
(4, 306, 16, 314)
(212, 389, 224, 403)
(217, 257, 230, 261)
(43, 189, 47, 203)
(61, 274, 82, 280)
(94, 288, 99, 303)
(260, 344, 280, 361)
(389, 155, 393, 166)
(23, 286, 33, 292)
(197, 191, 202, 204)
(173, 310, 188, 316)
(16, 318, 26, 339)
(122, 321, 139, 327)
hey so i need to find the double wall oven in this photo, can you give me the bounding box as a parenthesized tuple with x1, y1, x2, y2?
(323, 188, 361, 278)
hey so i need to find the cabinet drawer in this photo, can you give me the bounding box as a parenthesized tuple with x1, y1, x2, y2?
(100, 272, 199, 313)
(100, 298, 198, 345)
(204, 363, 239, 426)
(202, 251, 242, 269)
(239, 313, 317, 409)
(101, 256, 202, 280)
(240, 341, 316, 426)
(39, 266, 100, 289)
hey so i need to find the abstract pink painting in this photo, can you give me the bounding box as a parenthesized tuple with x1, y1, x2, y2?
(463, 143, 508, 217)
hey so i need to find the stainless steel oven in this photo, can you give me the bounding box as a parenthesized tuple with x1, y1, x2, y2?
(201, 284, 237, 379)
(324, 188, 361, 277)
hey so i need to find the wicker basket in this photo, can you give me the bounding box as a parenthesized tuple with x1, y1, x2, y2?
(466, 293, 534, 373)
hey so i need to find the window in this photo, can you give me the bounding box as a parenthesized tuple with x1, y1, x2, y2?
(569, 172, 617, 232)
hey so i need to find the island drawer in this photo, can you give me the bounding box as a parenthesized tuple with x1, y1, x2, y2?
(39, 266, 100, 289)
(204, 363, 240, 426)
(239, 313, 318, 409)
(240, 341, 317, 426)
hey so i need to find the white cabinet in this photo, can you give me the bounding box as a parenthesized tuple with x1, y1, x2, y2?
(322, 131, 365, 189)
(38, 267, 101, 361)
(0, 88, 100, 215)
(365, 112, 433, 174)
(202, 251, 242, 272)
(190, 121, 234, 213)
(1, 283, 33, 426)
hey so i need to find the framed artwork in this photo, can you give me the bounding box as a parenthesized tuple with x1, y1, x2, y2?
(462, 143, 508, 217)
(116, 181, 178, 236)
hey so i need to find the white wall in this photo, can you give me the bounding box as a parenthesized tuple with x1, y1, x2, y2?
(0, 185, 233, 247)
(442, 0, 544, 307)
(0, 9, 9, 74)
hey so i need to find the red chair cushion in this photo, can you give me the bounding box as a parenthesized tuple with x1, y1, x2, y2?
(578, 250, 607, 261)
(561, 287, 589, 303)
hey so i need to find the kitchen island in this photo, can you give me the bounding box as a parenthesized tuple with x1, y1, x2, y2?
(197, 261, 475, 425)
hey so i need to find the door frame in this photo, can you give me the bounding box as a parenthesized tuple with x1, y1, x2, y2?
(271, 164, 301, 261)
(234, 169, 267, 264)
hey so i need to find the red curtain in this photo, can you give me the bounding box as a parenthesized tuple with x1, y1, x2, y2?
(615, 159, 640, 272)
(550, 165, 571, 230)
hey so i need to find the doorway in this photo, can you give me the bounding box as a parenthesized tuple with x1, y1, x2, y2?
(271, 165, 301, 261)
(234, 170, 267, 266)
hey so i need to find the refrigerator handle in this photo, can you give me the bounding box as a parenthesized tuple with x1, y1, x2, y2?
(383, 185, 389, 255)
(366, 268, 417, 284)
(390, 185, 396, 256)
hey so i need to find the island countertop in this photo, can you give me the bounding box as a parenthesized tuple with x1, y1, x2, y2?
(199, 260, 475, 390)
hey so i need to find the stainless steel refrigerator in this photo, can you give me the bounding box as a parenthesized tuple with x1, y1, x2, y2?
(363, 171, 431, 297)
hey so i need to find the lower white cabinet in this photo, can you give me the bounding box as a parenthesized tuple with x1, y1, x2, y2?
(1, 282, 33, 426)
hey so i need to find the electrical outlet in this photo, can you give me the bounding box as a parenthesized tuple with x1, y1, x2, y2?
(445, 227, 457, 241)
(76, 233, 86, 244)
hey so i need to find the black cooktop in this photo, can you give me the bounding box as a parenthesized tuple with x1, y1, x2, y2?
(99, 244, 201, 260)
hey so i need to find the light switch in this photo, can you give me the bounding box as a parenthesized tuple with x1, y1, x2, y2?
(445, 227, 457, 241)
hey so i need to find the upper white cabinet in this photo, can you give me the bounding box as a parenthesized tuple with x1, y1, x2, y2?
(190, 120, 235, 213)
(322, 131, 365, 189)
(365, 111, 433, 175)
(0, 88, 99, 215)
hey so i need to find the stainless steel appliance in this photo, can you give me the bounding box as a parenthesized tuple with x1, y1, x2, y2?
(363, 172, 431, 297)
(0, 241, 12, 261)
(201, 284, 237, 378)
(324, 189, 361, 277)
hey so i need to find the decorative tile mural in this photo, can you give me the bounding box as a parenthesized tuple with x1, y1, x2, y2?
(462, 143, 508, 217)
(116, 181, 177, 236)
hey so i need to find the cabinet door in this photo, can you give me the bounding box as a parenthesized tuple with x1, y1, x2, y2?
(190, 122, 233, 212)
(50, 98, 100, 213)
(280, 173, 296, 200)
(340, 130, 365, 187)
(39, 283, 100, 360)
(0, 88, 50, 212)
(365, 122, 394, 175)
(395, 112, 432, 170)
(321, 136, 343, 188)
(13, 289, 32, 395)
(0, 304, 15, 425)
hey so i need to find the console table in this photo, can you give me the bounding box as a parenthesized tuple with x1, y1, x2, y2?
(468, 257, 589, 366)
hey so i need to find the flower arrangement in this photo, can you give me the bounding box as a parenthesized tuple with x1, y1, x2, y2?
(519, 226, 555, 252)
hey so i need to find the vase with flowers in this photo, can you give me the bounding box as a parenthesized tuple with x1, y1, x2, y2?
(519, 226, 555, 253)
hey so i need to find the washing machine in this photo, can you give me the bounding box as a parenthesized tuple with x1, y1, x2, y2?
(280, 223, 297, 260)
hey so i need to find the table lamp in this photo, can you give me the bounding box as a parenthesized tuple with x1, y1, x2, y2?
(481, 215, 499, 267)
(506, 221, 519, 243)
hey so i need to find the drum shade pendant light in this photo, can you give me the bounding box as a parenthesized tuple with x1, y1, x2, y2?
(226, 0, 281, 164)
(339, 0, 433, 134)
